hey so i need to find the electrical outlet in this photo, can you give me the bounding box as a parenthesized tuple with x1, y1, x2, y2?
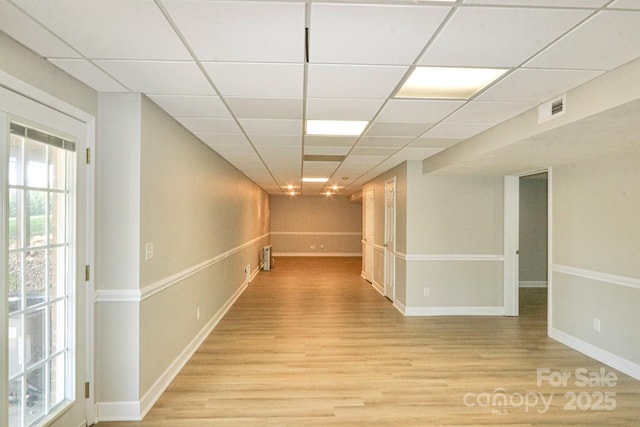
(145, 242, 154, 260)
(245, 264, 250, 274)
(593, 318, 601, 332)
(196, 306, 201, 320)
(310, 244, 316, 249)
(320, 244, 324, 250)
(424, 287, 430, 297)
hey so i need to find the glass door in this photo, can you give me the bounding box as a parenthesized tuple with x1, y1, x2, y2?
(6, 123, 76, 427)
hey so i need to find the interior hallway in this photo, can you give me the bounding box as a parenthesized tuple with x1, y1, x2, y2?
(97, 257, 640, 426)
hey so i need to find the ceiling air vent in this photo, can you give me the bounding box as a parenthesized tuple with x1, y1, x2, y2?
(538, 94, 566, 124)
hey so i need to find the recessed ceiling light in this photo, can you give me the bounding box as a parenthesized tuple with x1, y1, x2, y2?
(306, 120, 368, 136)
(302, 177, 329, 183)
(395, 66, 508, 100)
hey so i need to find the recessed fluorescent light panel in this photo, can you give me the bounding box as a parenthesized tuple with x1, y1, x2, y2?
(302, 177, 329, 183)
(396, 67, 508, 99)
(306, 120, 368, 136)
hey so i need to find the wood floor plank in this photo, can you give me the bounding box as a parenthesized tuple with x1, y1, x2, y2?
(96, 257, 640, 426)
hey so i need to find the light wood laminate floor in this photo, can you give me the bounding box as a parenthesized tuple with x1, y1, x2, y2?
(97, 257, 640, 426)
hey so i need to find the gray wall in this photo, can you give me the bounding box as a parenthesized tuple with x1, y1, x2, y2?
(270, 195, 362, 256)
(551, 151, 640, 370)
(519, 174, 548, 285)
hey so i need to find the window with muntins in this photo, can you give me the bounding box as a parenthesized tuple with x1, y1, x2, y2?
(7, 123, 76, 427)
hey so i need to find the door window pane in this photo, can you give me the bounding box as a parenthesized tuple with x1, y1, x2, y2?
(25, 250, 46, 308)
(8, 315, 23, 378)
(25, 138, 47, 188)
(48, 247, 66, 300)
(25, 309, 45, 367)
(26, 190, 47, 247)
(48, 192, 66, 245)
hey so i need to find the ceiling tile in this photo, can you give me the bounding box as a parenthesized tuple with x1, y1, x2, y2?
(377, 99, 465, 122)
(307, 64, 408, 99)
(351, 147, 398, 156)
(15, 0, 191, 60)
(392, 147, 443, 161)
(250, 135, 302, 148)
(525, 11, 640, 71)
(0, 1, 80, 58)
(95, 60, 215, 95)
(147, 95, 230, 118)
(446, 100, 534, 123)
(304, 146, 351, 156)
(357, 137, 414, 148)
(305, 136, 358, 147)
(163, 1, 304, 62)
(477, 68, 603, 102)
(303, 161, 340, 176)
(310, 3, 451, 65)
(365, 122, 432, 138)
(608, 0, 640, 9)
(422, 122, 495, 139)
(48, 59, 129, 92)
(306, 98, 385, 121)
(258, 150, 301, 163)
(239, 119, 302, 136)
(197, 134, 250, 147)
(177, 118, 243, 135)
(226, 98, 302, 120)
(412, 138, 462, 149)
(203, 62, 303, 98)
(418, 7, 592, 67)
(463, 0, 608, 6)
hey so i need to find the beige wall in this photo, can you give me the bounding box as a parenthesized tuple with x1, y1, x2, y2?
(551, 150, 640, 371)
(271, 195, 362, 256)
(138, 96, 270, 396)
(362, 161, 504, 313)
(95, 93, 271, 418)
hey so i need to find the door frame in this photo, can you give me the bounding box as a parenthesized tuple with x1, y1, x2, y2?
(503, 168, 551, 317)
(384, 178, 396, 301)
(1, 71, 96, 425)
(363, 187, 375, 282)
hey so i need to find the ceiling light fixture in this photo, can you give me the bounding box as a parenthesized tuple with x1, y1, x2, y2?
(302, 177, 329, 183)
(306, 120, 368, 136)
(395, 66, 508, 100)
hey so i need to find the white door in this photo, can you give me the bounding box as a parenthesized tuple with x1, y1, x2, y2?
(1, 87, 92, 427)
(384, 179, 396, 301)
(363, 188, 374, 282)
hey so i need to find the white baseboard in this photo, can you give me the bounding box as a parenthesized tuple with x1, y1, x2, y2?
(97, 279, 250, 422)
(371, 280, 384, 296)
(272, 252, 361, 257)
(519, 281, 548, 288)
(549, 327, 640, 381)
(400, 305, 505, 316)
(97, 401, 141, 422)
(249, 265, 260, 283)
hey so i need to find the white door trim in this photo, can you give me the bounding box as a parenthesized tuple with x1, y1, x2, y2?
(503, 168, 550, 317)
(384, 178, 396, 302)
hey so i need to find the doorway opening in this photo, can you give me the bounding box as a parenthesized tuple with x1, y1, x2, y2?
(518, 173, 548, 320)
(504, 169, 551, 318)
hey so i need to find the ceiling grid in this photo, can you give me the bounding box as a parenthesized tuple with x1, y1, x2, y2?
(2, 0, 639, 195)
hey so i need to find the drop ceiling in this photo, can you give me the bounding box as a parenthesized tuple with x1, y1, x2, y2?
(2, 0, 640, 195)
